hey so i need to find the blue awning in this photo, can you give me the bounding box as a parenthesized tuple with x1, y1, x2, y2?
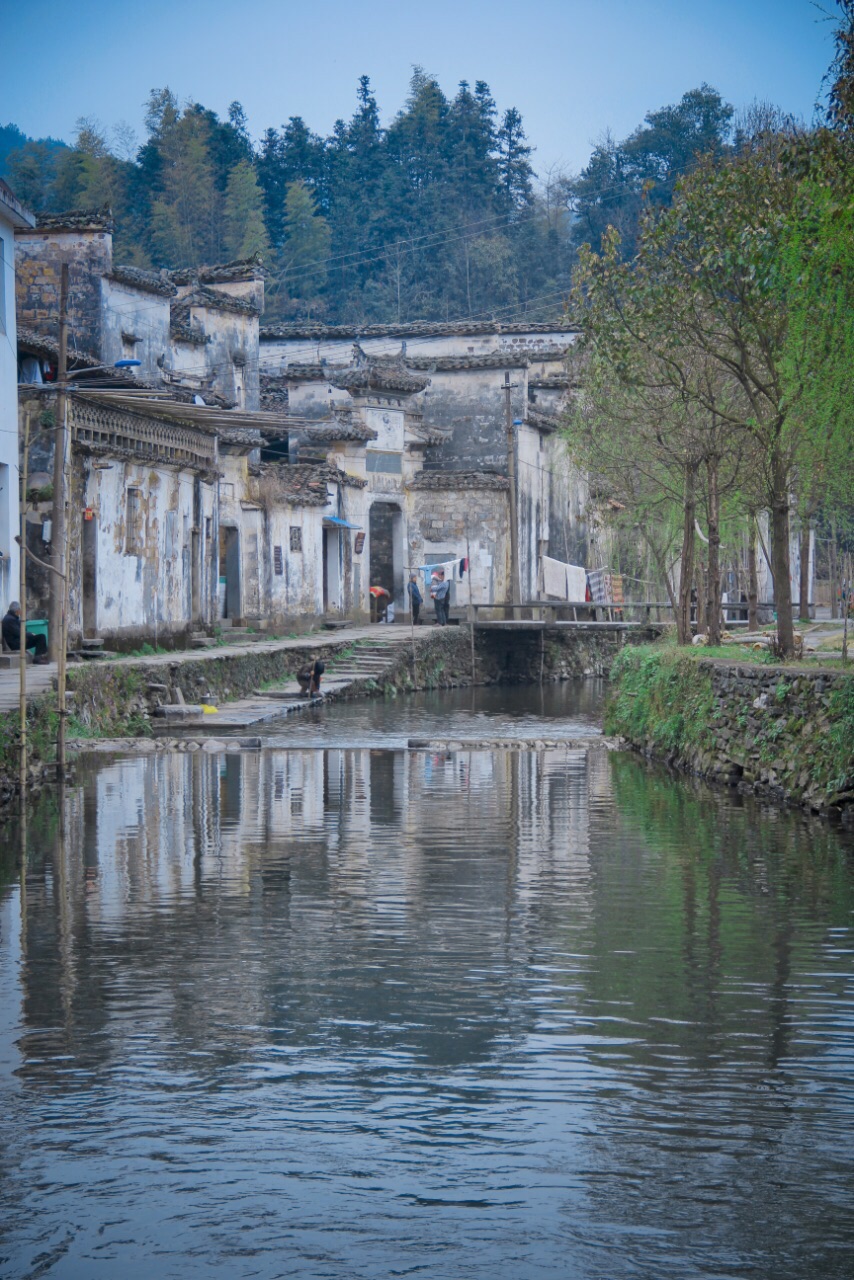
(322, 516, 362, 530)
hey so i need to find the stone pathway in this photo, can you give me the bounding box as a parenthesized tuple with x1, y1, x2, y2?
(153, 630, 426, 734)
(0, 624, 430, 717)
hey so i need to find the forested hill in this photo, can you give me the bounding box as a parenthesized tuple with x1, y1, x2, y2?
(3, 72, 734, 326)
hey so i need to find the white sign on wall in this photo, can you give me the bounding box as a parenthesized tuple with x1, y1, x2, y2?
(366, 407, 404, 452)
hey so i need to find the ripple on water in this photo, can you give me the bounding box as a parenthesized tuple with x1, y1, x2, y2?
(0, 683, 852, 1279)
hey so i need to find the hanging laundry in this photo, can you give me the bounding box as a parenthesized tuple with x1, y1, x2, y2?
(542, 556, 570, 599)
(566, 564, 587, 601)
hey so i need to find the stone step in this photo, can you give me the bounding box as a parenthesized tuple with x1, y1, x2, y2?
(81, 637, 105, 649)
(190, 636, 218, 649)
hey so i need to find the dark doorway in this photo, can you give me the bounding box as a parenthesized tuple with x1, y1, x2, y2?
(219, 526, 240, 620)
(82, 514, 97, 637)
(369, 503, 403, 608)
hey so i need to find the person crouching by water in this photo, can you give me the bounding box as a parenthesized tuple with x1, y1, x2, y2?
(296, 659, 324, 697)
(407, 574, 423, 625)
(2, 601, 49, 664)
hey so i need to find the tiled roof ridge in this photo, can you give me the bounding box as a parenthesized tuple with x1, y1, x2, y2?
(251, 460, 367, 505)
(169, 255, 265, 285)
(409, 470, 510, 491)
(260, 318, 577, 340)
(17, 324, 102, 367)
(182, 284, 261, 316)
(331, 365, 430, 395)
(31, 207, 114, 232)
(108, 264, 176, 297)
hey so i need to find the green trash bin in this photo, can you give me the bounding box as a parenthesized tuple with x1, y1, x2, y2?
(26, 618, 48, 651)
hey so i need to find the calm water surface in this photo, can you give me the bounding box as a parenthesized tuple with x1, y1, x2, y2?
(1, 683, 852, 1279)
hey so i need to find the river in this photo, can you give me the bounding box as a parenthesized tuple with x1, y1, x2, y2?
(1, 683, 852, 1279)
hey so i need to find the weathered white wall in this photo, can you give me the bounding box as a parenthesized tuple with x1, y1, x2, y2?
(100, 279, 171, 384)
(517, 423, 549, 600)
(76, 461, 215, 642)
(0, 212, 20, 607)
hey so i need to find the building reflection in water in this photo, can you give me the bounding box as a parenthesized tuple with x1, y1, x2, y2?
(2, 741, 853, 1279)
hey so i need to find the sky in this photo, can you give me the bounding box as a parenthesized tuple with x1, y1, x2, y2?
(1, 0, 838, 175)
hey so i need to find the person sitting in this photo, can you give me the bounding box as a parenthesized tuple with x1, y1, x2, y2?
(296, 659, 324, 697)
(2, 602, 49, 664)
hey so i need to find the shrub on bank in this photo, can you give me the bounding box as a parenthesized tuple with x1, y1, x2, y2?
(605, 646, 716, 757)
(607, 644, 854, 813)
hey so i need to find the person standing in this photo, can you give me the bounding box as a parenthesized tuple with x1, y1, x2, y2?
(431, 571, 450, 625)
(2, 602, 49, 664)
(407, 574, 423, 625)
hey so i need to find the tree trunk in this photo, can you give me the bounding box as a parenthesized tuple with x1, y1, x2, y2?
(677, 466, 696, 645)
(747, 514, 759, 632)
(696, 559, 707, 635)
(770, 459, 795, 655)
(706, 458, 722, 646)
(798, 520, 811, 622)
(829, 517, 839, 620)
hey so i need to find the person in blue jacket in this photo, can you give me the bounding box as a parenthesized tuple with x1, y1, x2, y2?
(407, 574, 423, 624)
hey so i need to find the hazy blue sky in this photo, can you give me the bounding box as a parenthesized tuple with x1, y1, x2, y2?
(1, 0, 837, 175)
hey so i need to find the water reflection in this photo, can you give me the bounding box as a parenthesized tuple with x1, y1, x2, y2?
(1, 718, 853, 1279)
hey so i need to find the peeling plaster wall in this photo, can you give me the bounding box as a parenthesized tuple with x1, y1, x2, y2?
(545, 438, 590, 567)
(74, 460, 214, 644)
(100, 279, 171, 384)
(422, 364, 527, 473)
(185, 305, 260, 409)
(517, 423, 549, 600)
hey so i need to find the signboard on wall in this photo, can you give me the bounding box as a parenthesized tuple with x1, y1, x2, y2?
(365, 407, 404, 452)
(354, 532, 365, 554)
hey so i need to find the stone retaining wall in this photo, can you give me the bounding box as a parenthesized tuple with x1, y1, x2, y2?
(607, 649, 854, 819)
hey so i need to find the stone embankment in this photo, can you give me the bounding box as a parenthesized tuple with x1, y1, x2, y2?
(606, 647, 854, 819)
(0, 623, 641, 812)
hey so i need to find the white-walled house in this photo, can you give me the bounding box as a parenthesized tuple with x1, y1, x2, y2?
(0, 181, 34, 609)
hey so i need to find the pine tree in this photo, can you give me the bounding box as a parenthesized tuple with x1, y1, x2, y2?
(497, 107, 534, 210)
(272, 180, 331, 316)
(223, 160, 270, 261)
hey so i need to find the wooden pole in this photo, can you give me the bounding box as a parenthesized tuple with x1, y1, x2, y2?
(18, 407, 31, 814)
(408, 565, 417, 685)
(50, 263, 70, 778)
(465, 522, 475, 686)
(843, 553, 850, 667)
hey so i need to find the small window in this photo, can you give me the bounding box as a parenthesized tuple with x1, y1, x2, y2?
(289, 526, 303, 552)
(273, 545, 284, 575)
(366, 451, 402, 474)
(125, 487, 144, 555)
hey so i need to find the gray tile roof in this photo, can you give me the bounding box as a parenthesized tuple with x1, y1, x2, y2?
(409, 470, 510, 491)
(108, 265, 176, 297)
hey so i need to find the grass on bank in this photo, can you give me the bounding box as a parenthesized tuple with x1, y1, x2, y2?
(607, 639, 854, 803)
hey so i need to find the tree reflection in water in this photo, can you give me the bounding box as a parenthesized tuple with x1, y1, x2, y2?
(1, 726, 852, 1280)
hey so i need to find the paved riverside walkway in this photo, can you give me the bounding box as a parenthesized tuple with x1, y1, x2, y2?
(0, 624, 435, 717)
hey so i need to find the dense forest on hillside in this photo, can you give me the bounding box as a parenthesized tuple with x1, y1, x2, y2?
(2, 71, 735, 324)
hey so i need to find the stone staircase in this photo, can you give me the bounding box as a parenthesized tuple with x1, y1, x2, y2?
(323, 633, 414, 687)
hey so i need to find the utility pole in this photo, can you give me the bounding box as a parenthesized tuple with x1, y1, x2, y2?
(503, 371, 520, 610)
(49, 263, 70, 777)
(19, 407, 31, 813)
